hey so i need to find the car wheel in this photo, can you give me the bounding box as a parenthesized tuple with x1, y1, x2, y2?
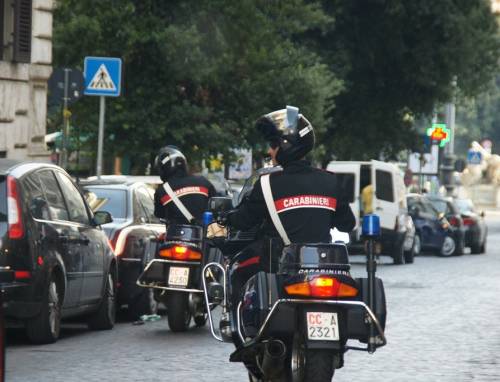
(480, 240, 486, 254)
(439, 236, 456, 257)
(470, 242, 482, 254)
(404, 235, 419, 264)
(454, 236, 465, 256)
(129, 288, 158, 320)
(88, 272, 116, 330)
(26, 274, 62, 344)
(392, 242, 405, 265)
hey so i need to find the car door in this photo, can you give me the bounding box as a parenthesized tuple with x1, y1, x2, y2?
(36, 170, 84, 307)
(54, 171, 105, 303)
(418, 199, 443, 249)
(371, 160, 399, 231)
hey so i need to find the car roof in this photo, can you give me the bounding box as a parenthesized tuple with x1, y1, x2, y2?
(0, 159, 24, 174)
(79, 175, 160, 187)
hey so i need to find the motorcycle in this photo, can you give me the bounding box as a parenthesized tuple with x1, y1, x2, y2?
(137, 220, 222, 331)
(202, 194, 387, 381)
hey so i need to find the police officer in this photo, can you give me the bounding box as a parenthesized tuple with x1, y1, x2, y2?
(154, 146, 216, 224)
(225, 106, 356, 300)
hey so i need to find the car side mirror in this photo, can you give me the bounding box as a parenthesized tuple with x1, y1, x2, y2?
(208, 196, 233, 214)
(94, 211, 113, 225)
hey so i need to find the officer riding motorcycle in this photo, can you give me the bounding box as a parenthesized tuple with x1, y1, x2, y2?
(138, 145, 217, 332)
(202, 106, 386, 382)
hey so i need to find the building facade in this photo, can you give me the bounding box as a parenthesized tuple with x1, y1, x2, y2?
(0, 0, 52, 160)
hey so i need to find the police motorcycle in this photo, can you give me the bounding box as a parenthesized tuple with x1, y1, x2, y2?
(202, 174, 387, 381)
(137, 175, 222, 332)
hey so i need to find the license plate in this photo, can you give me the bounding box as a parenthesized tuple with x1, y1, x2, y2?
(306, 312, 339, 341)
(168, 267, 189, 287)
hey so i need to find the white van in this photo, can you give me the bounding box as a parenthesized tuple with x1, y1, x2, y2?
(327, 160, 415, 264)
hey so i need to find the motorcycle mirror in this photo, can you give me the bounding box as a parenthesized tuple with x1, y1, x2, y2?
(208, 196, 233, 214)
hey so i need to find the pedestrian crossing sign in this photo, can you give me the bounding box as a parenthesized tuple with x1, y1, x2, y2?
(84, 57, 122, 97)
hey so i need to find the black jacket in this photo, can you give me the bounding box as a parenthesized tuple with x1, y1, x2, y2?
(154, 172, 216, 224)
(228, 161, 355, 243)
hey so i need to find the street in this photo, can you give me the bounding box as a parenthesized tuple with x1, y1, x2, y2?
(6, 211, 500, 382)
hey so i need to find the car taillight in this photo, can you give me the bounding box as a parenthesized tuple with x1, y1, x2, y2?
(284, 276, 358, 298)
(463, 217, 475, 226)
(158, 245, 202, 261)
(14, 271, 31, 280)
(110, 229, 129, 256)
(448, 217, 460, 227)
(7, 176, 24, 239)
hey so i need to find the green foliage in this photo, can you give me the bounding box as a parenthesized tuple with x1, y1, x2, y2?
(52, 0, 341, 172)
(318, 0, 500, 160)
(52, 0, 499, 172)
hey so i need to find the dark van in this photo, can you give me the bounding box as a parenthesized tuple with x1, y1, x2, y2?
(0, 160, 117, 343)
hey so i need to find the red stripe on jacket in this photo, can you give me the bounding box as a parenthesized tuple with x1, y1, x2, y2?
(161, 186, 209, 205)
(274, 195, 337, 213)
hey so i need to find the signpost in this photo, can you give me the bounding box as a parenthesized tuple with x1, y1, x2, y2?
(48, 68, 84, 168)
(467, 149, 482, 165)
(84, 57, 122, 177)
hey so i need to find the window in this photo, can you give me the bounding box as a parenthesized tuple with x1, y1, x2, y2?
(136, 186, 160, 223)
(1, 0, 32, 62)
(0, 176, 6, 221)
(38, 170, 69, 221)
(85, 187, 127, 219)
(55, 172, 90, 225)
(335, 173, 355, 203)
(22, 172, 50, 220)
(375, 170, 394, 202)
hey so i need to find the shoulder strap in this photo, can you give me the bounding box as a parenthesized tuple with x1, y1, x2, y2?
(260, 174, 291, 246)
(163, 182, 195, 223)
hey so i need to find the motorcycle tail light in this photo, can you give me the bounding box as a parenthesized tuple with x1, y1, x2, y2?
(159, 245, 202, 261)
(285, 276, 358, 298)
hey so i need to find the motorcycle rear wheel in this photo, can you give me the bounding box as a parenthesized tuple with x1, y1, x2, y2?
(290, 331, 334, 382)
(166, 292, 191, 332)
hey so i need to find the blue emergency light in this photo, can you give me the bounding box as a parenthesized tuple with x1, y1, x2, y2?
(362, 214, 381, 237)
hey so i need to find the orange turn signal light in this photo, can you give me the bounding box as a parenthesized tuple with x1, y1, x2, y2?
(159, 245, 202, 261)
(285, 276, 358, 298)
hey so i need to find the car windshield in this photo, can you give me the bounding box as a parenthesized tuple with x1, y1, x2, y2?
(428, 199, 447, 214)
(455, 199, 475, 214)
(84, 188, 127, 219)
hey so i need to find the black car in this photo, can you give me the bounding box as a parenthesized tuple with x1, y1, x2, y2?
(425, 194, 466, 255)
(454, 198, 487, 254)
(407, 194, 456, 256)
(0, 160, 117, 344)
(81, 176, 164, 319)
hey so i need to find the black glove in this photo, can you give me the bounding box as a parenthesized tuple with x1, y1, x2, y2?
(217, 210, 236, 226)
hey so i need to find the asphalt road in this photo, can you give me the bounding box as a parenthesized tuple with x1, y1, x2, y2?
(6, 210, 500, 382)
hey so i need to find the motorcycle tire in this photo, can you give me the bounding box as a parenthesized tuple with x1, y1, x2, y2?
(290, 331, 334, 382)
(166, 291, 191, 332)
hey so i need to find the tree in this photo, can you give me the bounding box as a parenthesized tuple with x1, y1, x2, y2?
(52, 0, 340, 173)
(316, 0, 500, 160)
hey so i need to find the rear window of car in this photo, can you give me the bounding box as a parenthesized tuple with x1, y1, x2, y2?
(0, 176, 6, 222)
(84, 188, 127, 219)
(455, 199, 475, 214)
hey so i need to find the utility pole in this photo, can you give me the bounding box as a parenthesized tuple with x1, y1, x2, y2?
(441, 76, 458, 196)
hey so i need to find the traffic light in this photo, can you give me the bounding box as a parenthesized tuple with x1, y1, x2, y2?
(426, 123, 451, 147)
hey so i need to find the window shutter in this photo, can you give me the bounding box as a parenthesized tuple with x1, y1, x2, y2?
(13, 0, 32, 63)
(0, 0, 4, 60)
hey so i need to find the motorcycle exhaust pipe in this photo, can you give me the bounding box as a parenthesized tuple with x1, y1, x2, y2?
(260, 339, 286, 378)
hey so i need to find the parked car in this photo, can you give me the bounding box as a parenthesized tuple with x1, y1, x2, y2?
(425, 194, 466, 255)
(454, 198, 487, 254)
(406, 193, 456, 256)
(81, 176, 165, 319)
(326, 160, 415, 264)
(0, 160, 117, 344)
